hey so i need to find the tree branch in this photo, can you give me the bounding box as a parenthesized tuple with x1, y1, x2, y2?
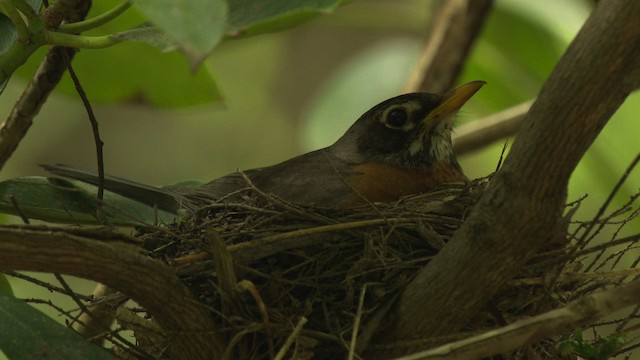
(369, 0, 640, 356)
(404, 0, 492, 94)
(394, 278, 640, 360)
(453, 99, 532, 155)
(0, 0, 90, 170)
(0, 226, 223, 359)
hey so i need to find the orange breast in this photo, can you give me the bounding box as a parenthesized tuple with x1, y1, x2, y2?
(346, 163, 467, 204)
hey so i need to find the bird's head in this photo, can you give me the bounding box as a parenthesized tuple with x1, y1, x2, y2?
(332, 81, 485, 170)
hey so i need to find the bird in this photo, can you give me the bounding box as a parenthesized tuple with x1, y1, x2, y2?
(43, 81, 484, 213)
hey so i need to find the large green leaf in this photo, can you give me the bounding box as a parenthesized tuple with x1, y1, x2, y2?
(14, 1, 222, 107)
(0, 177, 176, 225)
(0, 293, 116, 360)
(227, 0, 345, 37)
(135, 0, 228, 68)
(0, 274, 12, 296)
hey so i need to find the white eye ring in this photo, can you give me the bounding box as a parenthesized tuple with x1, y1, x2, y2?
(382, 106, 416, 131)
(386, 108, 408, 127)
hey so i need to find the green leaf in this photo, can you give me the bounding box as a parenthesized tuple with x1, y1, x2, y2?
(135, 0, 228, 69)
(14, 1, 222, 107)
(0, 274, 13, 296)
(109, 24, 176, 52)
(0, 293, 116, 359)
(0, 177, 176, 225)
(226, 0, 345, 37)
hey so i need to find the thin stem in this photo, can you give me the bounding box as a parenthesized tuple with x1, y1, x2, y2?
(58, 0, 132, 34)
(44, 30, 120, 49)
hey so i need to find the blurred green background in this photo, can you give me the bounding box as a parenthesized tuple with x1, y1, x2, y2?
(1, 0, 639, 351)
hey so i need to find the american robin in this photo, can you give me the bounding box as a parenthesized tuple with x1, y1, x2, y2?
(43, 81, 484, 213)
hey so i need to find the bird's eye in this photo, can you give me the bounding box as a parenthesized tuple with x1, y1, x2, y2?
(386, 108, 408, 128)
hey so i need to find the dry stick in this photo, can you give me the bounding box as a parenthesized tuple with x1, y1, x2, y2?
(0, 226, 224, 359)
(53, 274, 138, 354)
(348, 284, 370, 360)
(368, 1, 640, 357)
(8, 195, 30, 224)
(404, 0, 493, 94)
(237, 280, 275, 360)
(274, 317, 308, 360)
(509, 268, 640, 287)
(0, 46, 76, 170)
(393, 278, 640, 360)
(452, 99, 533, 155)
(4, 270, 93, 300)
(64, 60, 105, 203)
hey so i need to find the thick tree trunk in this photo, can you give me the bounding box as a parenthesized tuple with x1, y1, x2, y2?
(369, 0, 640, 357)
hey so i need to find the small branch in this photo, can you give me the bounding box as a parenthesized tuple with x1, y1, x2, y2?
(274, 317, 308, 360)
(394, 278, 640, 360)
(453, 99, 533, 155)
(62, 52, 106, 208)
(0, 46, 70, 168)
(0, 0, 89, 169)
(0, 225, 224, 359)
(404, 0, 493, 94)
(44, 30, 121, 49)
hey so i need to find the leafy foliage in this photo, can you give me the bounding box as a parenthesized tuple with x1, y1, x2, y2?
(557, 329, 628, 360)
(0, 293, 116, 359)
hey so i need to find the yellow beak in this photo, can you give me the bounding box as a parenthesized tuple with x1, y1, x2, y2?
(424, 80, 485, 126)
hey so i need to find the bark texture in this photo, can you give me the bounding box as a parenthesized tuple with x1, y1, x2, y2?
(369, 0, 640, 357)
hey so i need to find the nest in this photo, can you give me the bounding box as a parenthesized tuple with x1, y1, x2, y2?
(12, 173, 639, 359)
(130, 176, 587, 359)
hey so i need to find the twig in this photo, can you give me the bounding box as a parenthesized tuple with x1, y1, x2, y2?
(274, 317, 308, 360)
(237, 170, 336, 225)
(576, 234, 640, 258)
(237, 280, 274, 360)
(64, 60, 105, 203)
(228, 218, 412, 253)
(0, 46, 76, 170)
(394, 278, 640, 360)
(348, 284, 369, 360)
(509, 268, 640, 287)
(8, 194, 30, 224)
(4, 270, 93, 300)
(0, 0, 89, 170)
(580, 153, 640, 259)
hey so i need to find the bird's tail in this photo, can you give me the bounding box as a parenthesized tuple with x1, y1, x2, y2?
(40, 164, 181, 213)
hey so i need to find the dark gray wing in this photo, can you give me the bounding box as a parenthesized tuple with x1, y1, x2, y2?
(241, 149, 358, 206)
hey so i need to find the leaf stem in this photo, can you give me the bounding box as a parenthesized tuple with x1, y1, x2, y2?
(44, 30, 120, 49)
(58, 0, 132, 34)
